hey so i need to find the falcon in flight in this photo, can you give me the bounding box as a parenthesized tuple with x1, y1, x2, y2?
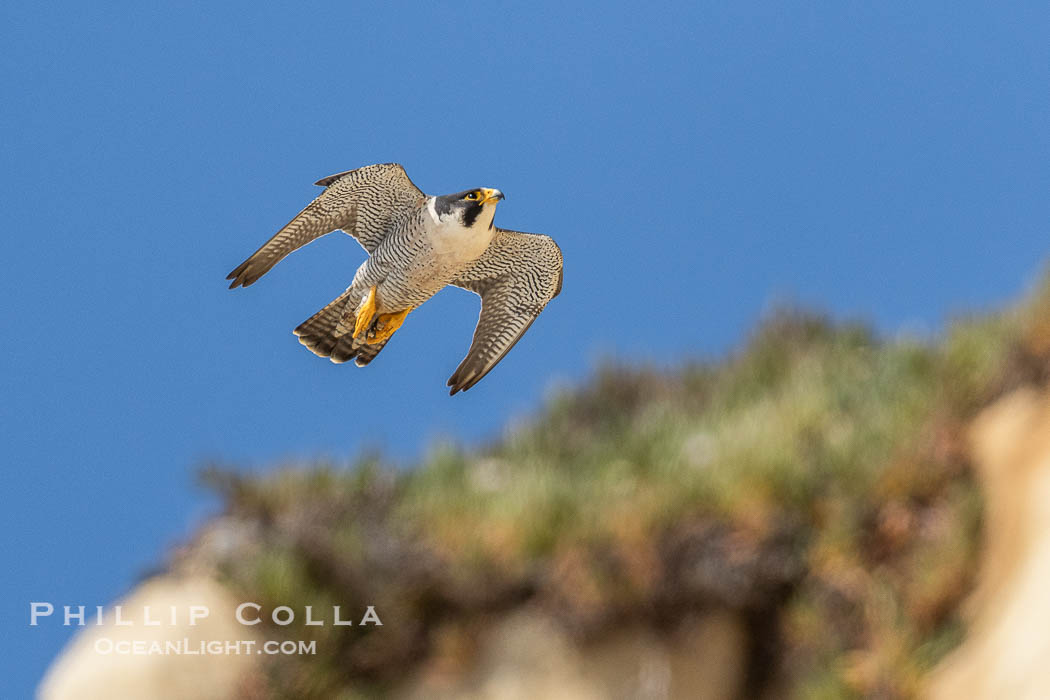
(227, 163, 563, 394)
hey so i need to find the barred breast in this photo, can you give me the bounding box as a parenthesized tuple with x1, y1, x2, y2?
(370, 203, 495, 312)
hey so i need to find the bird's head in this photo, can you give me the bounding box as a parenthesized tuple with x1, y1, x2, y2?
(433, 187, 504, 230)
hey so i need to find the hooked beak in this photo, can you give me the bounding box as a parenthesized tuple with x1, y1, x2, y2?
(480, 188, 504, 204)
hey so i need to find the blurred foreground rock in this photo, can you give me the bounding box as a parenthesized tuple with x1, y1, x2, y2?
(38, 575, 260, 700)
(926, 389, 1050, 700)
(38, 587, 746, 700)
(393, 608, 746, 700)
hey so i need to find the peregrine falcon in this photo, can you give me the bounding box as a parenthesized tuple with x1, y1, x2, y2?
(227, 163, 563, 394)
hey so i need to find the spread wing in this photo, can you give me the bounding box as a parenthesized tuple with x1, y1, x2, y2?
(447, 228, 563, 395)
(226, 163, 425, 288)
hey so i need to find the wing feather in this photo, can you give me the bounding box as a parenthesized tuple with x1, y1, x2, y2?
(447, 228, 563, 394)
(226, 163, 424, 288)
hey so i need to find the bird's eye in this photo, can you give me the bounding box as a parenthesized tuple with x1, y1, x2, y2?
(465, 191, 478, 200)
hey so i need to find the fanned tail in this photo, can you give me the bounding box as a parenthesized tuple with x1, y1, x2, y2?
(293, 290, 391, 366)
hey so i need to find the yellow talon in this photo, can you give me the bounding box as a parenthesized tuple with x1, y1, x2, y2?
(353, 286, 378, 340)
(369, 309, 410, 343)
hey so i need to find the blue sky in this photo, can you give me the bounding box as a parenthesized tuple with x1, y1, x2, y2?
(2, 2, 1048, 695)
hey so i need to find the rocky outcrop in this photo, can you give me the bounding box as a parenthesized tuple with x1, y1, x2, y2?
(926, 389, 1050, 699)
(36, 581, 748, 700)
(38, 575, 260, 700)
(394, 608, 747, 700)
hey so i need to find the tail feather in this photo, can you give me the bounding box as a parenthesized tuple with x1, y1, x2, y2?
(294, 290, 393, 366)
(353, 338, 389, 367)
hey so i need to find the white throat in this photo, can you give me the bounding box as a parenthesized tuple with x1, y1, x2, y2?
(425, 198, 497, 262)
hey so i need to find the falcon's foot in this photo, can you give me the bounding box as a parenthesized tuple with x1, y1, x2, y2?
(367, 309, 410, 344)
(352, 286, 378, 340)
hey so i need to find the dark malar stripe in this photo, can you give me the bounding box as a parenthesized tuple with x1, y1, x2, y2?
(460, 201, 483, 228)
